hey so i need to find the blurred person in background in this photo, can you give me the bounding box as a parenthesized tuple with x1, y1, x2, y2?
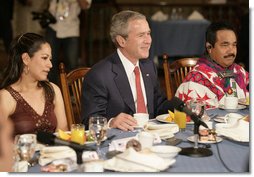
(12, 0, 49, 37)
(46, 0, 92, 84)
(0, 33, 68, 136)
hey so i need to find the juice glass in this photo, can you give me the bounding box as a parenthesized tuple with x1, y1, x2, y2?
(71, 124, 85, 144)
(174, 109, 187, 132)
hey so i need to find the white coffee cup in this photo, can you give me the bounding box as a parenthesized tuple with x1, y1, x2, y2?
(133, 113, 149, 127)
(137, 132, 154, 149)
(225, 113, 243, 125)
(224, 97, 238, 109)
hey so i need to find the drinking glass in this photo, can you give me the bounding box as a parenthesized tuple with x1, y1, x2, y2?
(187, 98, 209, 121)
(188, 98, 205, 115)
(71, 124, 85, 145)
(89, 116, 107, 159)
(174, 109, 186, 132)
(14, 134, 37, 168)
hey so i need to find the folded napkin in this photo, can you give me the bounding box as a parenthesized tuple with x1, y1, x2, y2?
(151, 10, 168, 21)
(104, 147, 175, 172)
(144, 122, 179, 139)
(14, 161, 28, 172)
(216, 119, 249, 142)
(39, 146, 98, 166)
(35, 143, 46, 151)
(187, 10, 204, 20)
(108, 134, 161, 152)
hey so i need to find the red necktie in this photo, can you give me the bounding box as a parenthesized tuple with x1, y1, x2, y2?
(134, 66, 147, 113)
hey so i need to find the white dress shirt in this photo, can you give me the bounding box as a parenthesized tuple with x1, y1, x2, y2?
(117, 49, 147, 113)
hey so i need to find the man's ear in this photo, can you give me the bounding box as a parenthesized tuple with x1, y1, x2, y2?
(116, 35, 126, 47)
(206, 42, 212, 50)
(21, 53, 30, 65)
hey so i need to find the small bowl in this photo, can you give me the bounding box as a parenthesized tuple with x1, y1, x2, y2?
(150, 145, 181, 159)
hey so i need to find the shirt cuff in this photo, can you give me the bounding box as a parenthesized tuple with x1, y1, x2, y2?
(107, 118, 114, 129)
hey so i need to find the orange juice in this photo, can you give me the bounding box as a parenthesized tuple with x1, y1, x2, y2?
(71, 124, 85, 144)
(174, 109, 187, 131)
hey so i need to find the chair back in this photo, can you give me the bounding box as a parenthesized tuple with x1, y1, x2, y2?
(163, 54, 198, 100)
(59, 62, 91, 129)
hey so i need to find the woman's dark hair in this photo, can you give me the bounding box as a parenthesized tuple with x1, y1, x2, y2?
(206, 21, 236, 47)
(0, 33, 55, 102)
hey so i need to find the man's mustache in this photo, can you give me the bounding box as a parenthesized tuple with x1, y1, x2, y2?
(224, 54, 235, 58)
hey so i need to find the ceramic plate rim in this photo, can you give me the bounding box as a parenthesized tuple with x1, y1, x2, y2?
(155, 114, 194, 124)
(54, 130, 107, 144)
(238, 99, 249, 106)
(219, 104, 246, 110)
(213, 118, 226, 123)
(187, 135, 223, 144)
(103, 157, 176, 172)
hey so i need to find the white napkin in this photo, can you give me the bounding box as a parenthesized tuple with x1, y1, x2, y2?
(187, 10, 204, 20)
(39, 146, 98, 166)
(144, 122, 179, 139)
(216, 120, 249, 142)
(108, 134, 161, 152)
(15, 161, 28, 172)
(151, 10, 168, 21)
(104, 147, 175, 172)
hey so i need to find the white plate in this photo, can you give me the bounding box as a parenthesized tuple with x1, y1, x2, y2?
(103, 148, 176, 172)
(54, 131, 107, 145)
(219, 105, 247, 112)
(155, 114, 194, 124)
(187, 135, 223, 144)
(214, 117, 227, 123)
(238, 98, 249, 106)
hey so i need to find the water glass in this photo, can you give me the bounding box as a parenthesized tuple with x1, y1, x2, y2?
(89, 116, 107, 158)
(187, 98, 209, 121)
(14, 134, 37, 170)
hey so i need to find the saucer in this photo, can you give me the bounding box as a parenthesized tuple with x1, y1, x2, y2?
(187, 135, 223, 144)
(155, 114, 194, 124)
(219, 105, 246, 112)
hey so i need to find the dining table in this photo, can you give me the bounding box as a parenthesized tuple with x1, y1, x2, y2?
(28, 107, 250, 173)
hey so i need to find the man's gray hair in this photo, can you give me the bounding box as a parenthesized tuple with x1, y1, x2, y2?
(110, 10, 146, 46)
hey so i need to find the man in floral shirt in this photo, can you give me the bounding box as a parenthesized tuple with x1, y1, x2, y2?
(175, 22, 249, 108)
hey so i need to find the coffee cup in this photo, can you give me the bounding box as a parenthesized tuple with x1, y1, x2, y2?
(225, 113, 243, 125)
(133, 113, 149, 128)
(224, 97, 238, 109)
(137, 132, 154, 149)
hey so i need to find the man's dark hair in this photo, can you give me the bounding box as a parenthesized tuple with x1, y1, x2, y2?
(206, 21, 236, 47)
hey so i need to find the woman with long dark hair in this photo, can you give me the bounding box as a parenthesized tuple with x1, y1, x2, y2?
(0, 33, 68, 135)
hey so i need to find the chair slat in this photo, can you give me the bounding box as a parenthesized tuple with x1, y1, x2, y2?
(59, 62, 90, 129)
(163, 55, 198, 100)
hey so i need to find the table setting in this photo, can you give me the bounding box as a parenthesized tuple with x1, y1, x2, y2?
(15, 98, 249, 173)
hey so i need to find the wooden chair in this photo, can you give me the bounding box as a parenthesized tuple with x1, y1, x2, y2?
(59, 62, 91, 129)
(163, 54, 198, 100)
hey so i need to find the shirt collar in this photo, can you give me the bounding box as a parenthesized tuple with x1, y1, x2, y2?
(117, 48, 139, 78)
